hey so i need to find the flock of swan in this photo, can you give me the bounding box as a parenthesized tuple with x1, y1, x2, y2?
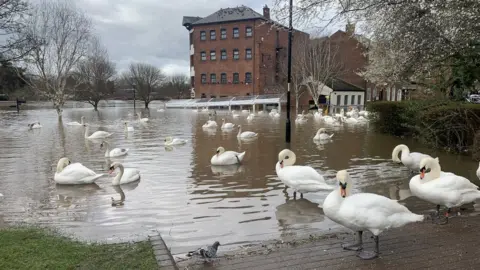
(24, 106, 480, 260)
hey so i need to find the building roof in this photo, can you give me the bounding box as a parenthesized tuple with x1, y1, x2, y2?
(329, 77, 365, 91)
(188, 6, 265, 26)
(182, 16, 203, 26)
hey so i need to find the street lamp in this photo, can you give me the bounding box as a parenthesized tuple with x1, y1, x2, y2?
(132, 82, 136, 110)
(285, 0, 293, 143)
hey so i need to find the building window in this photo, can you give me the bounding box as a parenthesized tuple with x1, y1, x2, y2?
(233, 49, 239, 60)
(245, 48, 252, 60)
(233, 73, 239, 84)
(221, 73, 227, 84)
(344, 95, 348, 105)
(351, 95, 355, 105)
(210, 73, 216, 84)
(245, 72, 252, 83)
(245, 26, 252, 37)
(210, 30, 216, 40)
(336, 94, 341, 105)
(220, 50, 227, 60)
(200, 51, 206, 61)
(233, 27, 239, 38)
(200, 31, 206, 41)
(210, 50, 216, 61)
(201, 74, 206, 84)
(220, 28, 227, 39)
(357, 95, 362, 105)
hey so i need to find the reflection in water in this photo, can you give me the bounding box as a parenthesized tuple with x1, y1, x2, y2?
(111, 185, 125, 206)
(0, 104, 479, 255)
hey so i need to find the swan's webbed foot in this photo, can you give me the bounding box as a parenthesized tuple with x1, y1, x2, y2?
(357, 250, 378, 260)
(342, 231, 363, 251)
(342, 242, 363, 251)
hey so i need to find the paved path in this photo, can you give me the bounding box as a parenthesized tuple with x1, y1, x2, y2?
(178, 214, 480, 269)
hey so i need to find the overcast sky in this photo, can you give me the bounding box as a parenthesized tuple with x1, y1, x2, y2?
(76, 0, 342, 76)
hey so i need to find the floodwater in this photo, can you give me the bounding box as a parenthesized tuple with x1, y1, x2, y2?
(0, 101, 479, 255)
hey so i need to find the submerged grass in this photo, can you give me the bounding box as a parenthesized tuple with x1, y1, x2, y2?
(0, 227, 158, 270)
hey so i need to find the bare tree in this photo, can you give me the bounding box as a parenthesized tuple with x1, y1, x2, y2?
(158, 74, 190, 98)
(0, 0, 36, 61)
(14, 0, 92, 117)
(299, 38, 344, 109)
(73, 37, 116, 111)
(123, 63, 165, 109)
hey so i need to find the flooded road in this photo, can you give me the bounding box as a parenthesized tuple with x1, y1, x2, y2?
(0, 101, 479, 255)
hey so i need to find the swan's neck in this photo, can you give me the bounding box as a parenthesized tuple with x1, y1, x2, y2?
(400, 146, 410, 158)
(56, 161, 65, 173)
(124, 125, 128, 132)
(84, 126, 89, 138)
(425, 163, 442, 181)
(104, 144, 110, 157)
(113, 165, 124, 185)
(237, 127, 242, 136)
(81, 118, 85, 125)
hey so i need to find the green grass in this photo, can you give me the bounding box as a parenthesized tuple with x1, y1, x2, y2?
(0, 227, 159, 270)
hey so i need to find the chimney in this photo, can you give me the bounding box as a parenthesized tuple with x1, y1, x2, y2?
(346, 21, 355, 36)
(263, 5, 270, 19)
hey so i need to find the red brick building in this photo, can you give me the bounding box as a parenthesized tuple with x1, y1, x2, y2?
(182, 5, 309, 99)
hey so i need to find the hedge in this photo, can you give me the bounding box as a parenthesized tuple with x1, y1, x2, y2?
(367, 100, 480, 156)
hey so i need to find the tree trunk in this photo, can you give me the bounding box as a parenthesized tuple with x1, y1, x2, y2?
(144, 100, 149, 109)
(93, 100, 99, 111)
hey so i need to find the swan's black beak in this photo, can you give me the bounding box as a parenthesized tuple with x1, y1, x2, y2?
(279, 160, 284, 168)
(339, 182, 347, 198)
(68, 160, 71, 165)
(108, 166, 114, 174)
(420, 167, 426, 179)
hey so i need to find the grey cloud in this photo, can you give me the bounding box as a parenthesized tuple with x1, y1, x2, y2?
(76, 0, 267, 75)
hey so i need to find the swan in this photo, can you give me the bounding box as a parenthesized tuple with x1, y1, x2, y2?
(323, 115, 335, 124)
(54, 157, 104, 184)
(237, 125, 258, 139)
(275, 149, 333, 199)
(221, 118, 235, 129)
(335, 109, 345, 118)
(164, 136, 187, 146)
(392, 144, 432, 172)
(83, 124, 112, 139)
(232, 111, 240, 118)
(270, 112, 280, 118)
(66, 116, 85, 126)
(202, 117, 217, 129)
(101, 141, 128, 157)
(295, 116, 308, 124)
(477, 162, 480, 180)
(157, 108, 165, 112)
(343, 116, 358, 124)
(124, 122, 134, 132)
(109, 162, 141, 185)
(241, 109, 249, 113)
(137, 112, 149, 122)
(314, 109, 323, 121)
(313, 128, 334, 141)
(210, 146, 246, 165)
(410, 157, 480, 224)
(28, 122, 42, 129)
(246, 113, 254, 121)
(323, 170, 424, 260)
(359, 110, 369, 117)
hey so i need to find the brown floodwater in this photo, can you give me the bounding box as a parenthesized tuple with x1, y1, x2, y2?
(0, 101, 479, 255)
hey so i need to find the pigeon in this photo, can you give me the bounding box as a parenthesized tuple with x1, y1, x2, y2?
(187, 241, 220, 259)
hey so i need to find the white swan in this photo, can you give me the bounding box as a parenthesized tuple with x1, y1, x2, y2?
(137, 112, 149, 122)
(221, 118, 235, 129)
(237, 125, 258, 139)
(343, 116, 358, 124)
(323, 170, 424, 260)
(477, 162, 480, 180)
(28, 122, 42, 129)
(410, 157, 480, 224)
(84, 124, 112, 139)
(246, 113, 254, 121)
(335, 109, 345, 118)
(313, 128, 334, 141)
(54, 157, 104, 184)
(124, 122, 134, 132)
(270, 111, 280, 118)
(164, 136, 187, 146)
(275, 149, 333, 199)
(210, 146, 246, 165)
(392, 144, 432, 172)
(157, 108, 165, 112)
(314, 109, 323, 121)
(101, 141, 128, 158)
(241, 109, 249, 114)
(66, 116, 85, 126)
(202, 117, 217, 129)
(109, 162, 141, 185)
(295, 113, 308, 124)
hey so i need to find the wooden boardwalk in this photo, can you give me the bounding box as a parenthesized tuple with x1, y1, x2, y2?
(179, 214, 480, 270)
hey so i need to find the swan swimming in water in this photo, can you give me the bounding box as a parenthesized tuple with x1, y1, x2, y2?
(109, 162, 141, 185)
(54, 157, 104, 184)
(66, 116, 85, 126)
(124, 122, 134, 132)
(313, 128, 334, 141)
(210, 146, 246, 165)
(83, 124, 112, 139)
(323, 170, 424, 259)
(237, 125, 257, 139)
(137, 112, 149, 122)
(392, 144, 432, 172)
(101, 141, 128, 157)
(28, 122, 42, 129)
(164, 136, 188, 146)
(221, 118, 235, 129)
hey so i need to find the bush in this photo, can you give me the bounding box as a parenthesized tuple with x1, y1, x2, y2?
(368, 100, 480, 154)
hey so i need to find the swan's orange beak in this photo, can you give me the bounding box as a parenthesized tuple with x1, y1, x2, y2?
(420, 167, 425, 179)
(280, 160, 284, 168)
(340, 188, 346, 198)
